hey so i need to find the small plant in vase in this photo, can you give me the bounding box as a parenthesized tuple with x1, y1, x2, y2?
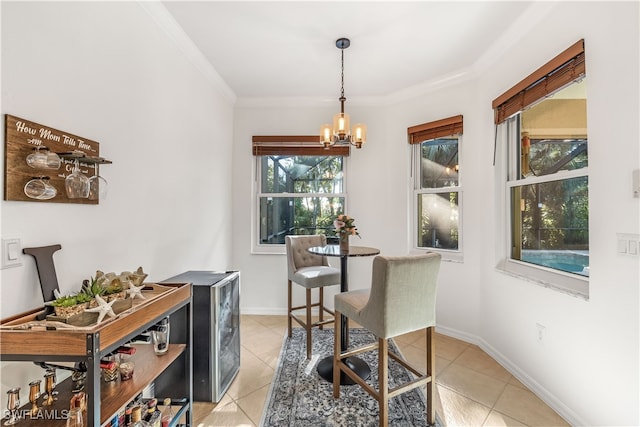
(334, 214, 360, 251)
(50, 293, 93, 317)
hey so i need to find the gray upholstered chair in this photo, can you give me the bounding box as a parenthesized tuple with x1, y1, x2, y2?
(333, 253, 441, 427)
(285, 235, 341, 359)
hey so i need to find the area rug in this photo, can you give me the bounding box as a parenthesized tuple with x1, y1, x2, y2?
(260, 328, 441, 427)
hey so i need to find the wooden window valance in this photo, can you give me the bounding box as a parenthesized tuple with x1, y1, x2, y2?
(492, 39, 586, 124)
(407, 115, 463, 144)
(252, 135, 350, 156)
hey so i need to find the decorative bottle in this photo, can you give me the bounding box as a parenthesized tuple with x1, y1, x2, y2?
(143, 399, 161, 427)
(161, 398, 174, 427)
(130, 405, 149, 427)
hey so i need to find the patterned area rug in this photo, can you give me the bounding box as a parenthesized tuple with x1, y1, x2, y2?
(260, 328, 440, 427)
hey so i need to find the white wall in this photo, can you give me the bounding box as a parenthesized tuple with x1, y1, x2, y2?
(477, 3, 639, 426)
(232, 2, 639, 426)
(1, 0, 234, 393)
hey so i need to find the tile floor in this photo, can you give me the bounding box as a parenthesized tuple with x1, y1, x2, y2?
(191, 315, 570, 427)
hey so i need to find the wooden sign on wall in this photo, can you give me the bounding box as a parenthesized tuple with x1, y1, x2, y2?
(4, 114, 108, 204)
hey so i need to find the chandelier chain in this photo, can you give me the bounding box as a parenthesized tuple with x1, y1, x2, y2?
(340, 49, 345, 100)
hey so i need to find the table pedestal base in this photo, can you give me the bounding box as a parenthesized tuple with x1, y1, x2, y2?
(317, 355, 371, 385)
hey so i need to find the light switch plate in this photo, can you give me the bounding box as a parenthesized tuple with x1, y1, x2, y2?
(1, 238, 22, 269)
(617, 233, 640, 257)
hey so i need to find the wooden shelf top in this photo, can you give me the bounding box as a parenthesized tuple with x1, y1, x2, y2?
(0, 283, 191, 356)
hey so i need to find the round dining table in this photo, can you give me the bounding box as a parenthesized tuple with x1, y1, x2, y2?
(308, 244, 380, 385)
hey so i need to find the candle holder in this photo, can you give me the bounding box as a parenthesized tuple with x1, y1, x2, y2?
(42, 370, 57, 406)
(28, 380, 41, 418)
(4, 387, 21, 425)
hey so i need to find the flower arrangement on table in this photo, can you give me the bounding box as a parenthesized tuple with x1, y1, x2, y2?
(334, 214, 360, 245)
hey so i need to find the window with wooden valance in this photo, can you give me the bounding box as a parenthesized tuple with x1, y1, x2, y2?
(407, 115, 464, 144)
(492, 39, 585, 124)
(252, 135, 350, 156)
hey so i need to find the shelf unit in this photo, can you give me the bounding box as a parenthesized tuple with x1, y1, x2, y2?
(0, 283, 192, 427)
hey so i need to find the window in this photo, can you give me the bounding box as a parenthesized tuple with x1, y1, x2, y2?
(409, 115, 463, 254)
(493, 40, 589, 296)
(253, 136, 348, 249)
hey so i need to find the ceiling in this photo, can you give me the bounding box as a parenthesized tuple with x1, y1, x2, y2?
(160, 1, 535, 102)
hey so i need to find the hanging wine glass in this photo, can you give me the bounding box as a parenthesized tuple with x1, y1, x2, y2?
(24, 177, 57, 200)
(88, 163, 108, 200)
(26, 146, 61, 170)
(65, 160, 89, 199)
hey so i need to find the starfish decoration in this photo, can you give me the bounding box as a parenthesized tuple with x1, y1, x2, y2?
(84, 295, 117, 324)
(127, 283, 146, 300)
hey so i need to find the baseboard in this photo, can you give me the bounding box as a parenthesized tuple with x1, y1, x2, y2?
(435, 324, 586, 426)
(242, 307, 288, 316)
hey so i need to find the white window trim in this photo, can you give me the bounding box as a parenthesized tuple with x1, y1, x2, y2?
(495, 117, 589, 299)
(251, 155, 349, 254)
(411, 138, 464, 262)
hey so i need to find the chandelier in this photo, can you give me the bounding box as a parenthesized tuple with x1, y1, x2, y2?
(320, 38, 367, 149)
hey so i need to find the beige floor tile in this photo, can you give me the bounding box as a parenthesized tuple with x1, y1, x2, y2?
(240, 315, 262, 330)
(438, 363, 508, 408)
(252, 314, 288, 329)
(195, 400, 256, 427)
(190, 401, 217, 424)
(253, 343, 284, 370)
(508, 375, 529, 390)
(236, 383, 271, 426)
(483, 410, 528, 427)
(225, 350, 274, 400)
(437, 384, 492, 427)
(429, 334, 469, 362)
(395, 339, 452, 376)
(454, 346, 513, 382)
(493, 384, 569, 427)
(395, 329, 423, 346)
(241, 328, 285, 357)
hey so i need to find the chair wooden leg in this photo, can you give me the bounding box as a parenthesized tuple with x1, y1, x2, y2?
(333, 310, 342, 397)
(379, 337, 389, 427)
(287, 280, 292, 337)
(318, 287, 324, 330)
(426, 326, 435, 426)
(305, 288, 312, 359)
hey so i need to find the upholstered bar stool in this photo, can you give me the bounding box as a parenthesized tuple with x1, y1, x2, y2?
(333, 253, 441, 427)
(285, 235, 341, 359)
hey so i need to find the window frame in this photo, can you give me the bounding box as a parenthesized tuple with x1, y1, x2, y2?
(251, 142, 348, 254)
(491, 40, 589, 298)
(409, 115, 464, 261)
(496, 116, 589, 299)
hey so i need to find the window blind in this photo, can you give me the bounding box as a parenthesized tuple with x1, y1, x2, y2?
(252, 135, 350, 156)
(407, 115, 463, 144)
(492, 39, 585, 124)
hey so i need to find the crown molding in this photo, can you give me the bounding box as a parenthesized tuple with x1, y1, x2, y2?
(137, 1, 237, 104)
(472, 2, 558, 75)
(236, 68, 474, 109)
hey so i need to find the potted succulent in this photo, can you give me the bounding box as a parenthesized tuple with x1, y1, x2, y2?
(50, 292, 94, 318)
